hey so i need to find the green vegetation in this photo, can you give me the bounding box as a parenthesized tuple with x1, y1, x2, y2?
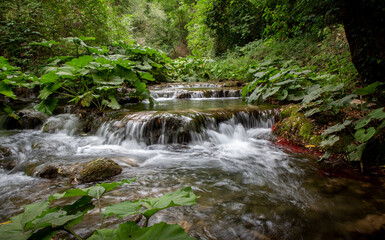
(1, 2, 385, 235)
(0, 178, 197, 239)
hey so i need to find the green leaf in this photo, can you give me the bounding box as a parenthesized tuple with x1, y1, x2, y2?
(40, 72, 59, 84)
(302, 84, 322, 104)
(99, 178, 136, 193)
(88, 222, 195, 240)
(320, 135, 340, 147)
(140, 186, 197, 219)
(66, 56, 94, 69)
(354, 82, 382, 95)
(139, 72, 155, 81)
(305, 107, 321, 117)
(276, 90, 288, 101)
(38, 83, 62, 100)
(32, 211, 83, 228)
(102, 95, 121, 110)
(102, 200, 143, 219)
(368, 108, 385, 120)
(34, 98, 58, 115)
(0, 82, 16, 99)
(348, 143, 367, 162)
(0, 201, 50, 240)
(88, 186, 106, 200)
(262, 87, 280, 100)
(80, 92, 94, 107)
(322, 120, 352, 136)
(49, 189, 89, 202)
(354, 127, 376, 143)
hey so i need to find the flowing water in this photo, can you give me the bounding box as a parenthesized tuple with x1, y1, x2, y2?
(0, 84, 385, 239)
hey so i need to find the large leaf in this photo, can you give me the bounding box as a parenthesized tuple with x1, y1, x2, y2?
(140, 187, 197, 219)
(0, 201, 50, 240)
(38, 83, 62, 100)
(32, 211, 83, 228)
(262, 87, 280, 100)
(39, 72, 59, 84)
(302, 84, 322, 104)
(103, 200, 143, 219)
(88, 222, 195, 240)
(103, 187, 197, 219)
(102, 95, 121, 110)
(139, 72, 155, 81)
(34, 98, 58, 115)
(322, 120, 352, 136)
(320, 135, 340, 147)
(354, 82, 382, 95)
(354, 127, 376, 143)
(348, 143, 367, 162)
(0, 82, 16, 99)
(100, 178, 136, 193)
(66, 56, 94, 69)
(50, 179, 134, 202)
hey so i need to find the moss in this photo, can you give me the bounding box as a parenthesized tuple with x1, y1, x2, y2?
(273, 104, 322, 147)
(78, 158, 122, 183)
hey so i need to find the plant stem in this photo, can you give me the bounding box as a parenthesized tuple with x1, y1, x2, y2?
(97, 197, 104, 229)
(144, 217, 149, 228)
(64, 227, 83, 240)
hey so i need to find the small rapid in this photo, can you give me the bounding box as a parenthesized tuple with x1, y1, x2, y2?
(0, 84, 384, 239)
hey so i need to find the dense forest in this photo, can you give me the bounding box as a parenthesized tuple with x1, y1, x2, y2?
(1, 0, 385, 239)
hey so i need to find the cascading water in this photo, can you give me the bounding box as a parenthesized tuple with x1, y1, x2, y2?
(0, 83, 384, 239)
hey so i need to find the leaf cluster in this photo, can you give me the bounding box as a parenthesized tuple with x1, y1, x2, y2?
(0, 178, 197, 240)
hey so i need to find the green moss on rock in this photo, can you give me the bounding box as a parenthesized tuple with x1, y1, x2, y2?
(273, 105, 322, 147)
(78, 157, 122, 183)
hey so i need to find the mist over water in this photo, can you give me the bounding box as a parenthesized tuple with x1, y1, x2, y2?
(1, 84, 384, 239)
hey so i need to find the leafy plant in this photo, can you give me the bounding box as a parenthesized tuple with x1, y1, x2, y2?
(0, 178, 198, 240)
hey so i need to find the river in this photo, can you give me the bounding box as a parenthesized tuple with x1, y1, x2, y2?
(0, 83, 384, 239)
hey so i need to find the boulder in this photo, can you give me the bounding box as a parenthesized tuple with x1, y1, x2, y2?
(74, 157, 122, 183)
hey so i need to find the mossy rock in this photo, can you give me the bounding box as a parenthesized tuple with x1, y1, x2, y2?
(77, 157, 122, 183)
(273, 105, 322, 147)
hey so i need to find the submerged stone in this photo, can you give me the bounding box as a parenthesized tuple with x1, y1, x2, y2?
(0, 145, 12, 158)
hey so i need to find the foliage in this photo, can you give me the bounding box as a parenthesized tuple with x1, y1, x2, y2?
(0, 179, 197, 240)
(168, 57, 213, 82)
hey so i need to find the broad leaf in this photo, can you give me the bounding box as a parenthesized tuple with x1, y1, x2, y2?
(320, 135, 340, 147)
(32, 211, 83, 228)
(88, 222, 195, 240)
(140, 186, 197, 219)
(322, 120, 352, 136)
(0, 201, 49, 240)
(262, 87, 280, 100)
(102, 200, 143, 218)
(40, 72, 59, 84)
(354, 82, 382, 95)
(38, 83, 62, 100)
(99, 178, 136, 193)
(354, 127, 376, 143)
(34, 98, 58, 115)
(102, 95, 121, 110)
(302, 84, 322, 104)
(368, 108, 385, 120)
(88, 186, 106, 200)
(348, 143, 367, 162)
(0, 82, 16, 99)
(139, 72, 155, 81)
(66, 56, 94, 69)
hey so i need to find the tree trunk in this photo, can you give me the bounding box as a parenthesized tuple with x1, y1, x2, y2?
(340, 0, 385, 85)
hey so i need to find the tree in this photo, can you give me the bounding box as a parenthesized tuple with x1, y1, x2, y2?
(340, 0, 385, 86)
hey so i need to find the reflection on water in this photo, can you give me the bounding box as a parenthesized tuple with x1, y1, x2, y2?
(0, 97, 384, 240)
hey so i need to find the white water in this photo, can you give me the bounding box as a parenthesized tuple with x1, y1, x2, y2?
(1, 88, 385, 239)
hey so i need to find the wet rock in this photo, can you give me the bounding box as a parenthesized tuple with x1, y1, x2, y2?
(73, 158, 122, 183)
(344, 213, 385, 234)
(0, 145, 12, 158)
(168, 220, 192, 233)
(111, 157, 138, 167)
(36, 165, 59, 179)
(6, 109, 48, 130)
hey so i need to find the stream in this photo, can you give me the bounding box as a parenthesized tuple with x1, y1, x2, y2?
(0, 83, 385, 239)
